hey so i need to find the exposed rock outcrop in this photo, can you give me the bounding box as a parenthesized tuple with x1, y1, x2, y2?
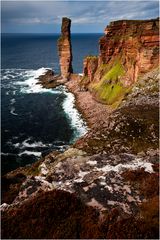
(81, 18, 159, 105)
(37, 69, 68, 88)
(99, 18, 159, 84)
(1, 17, 159, 240)
(58, 17, 73, 80)
(80, 56, 98, 90)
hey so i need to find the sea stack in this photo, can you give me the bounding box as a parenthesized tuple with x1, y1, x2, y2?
(58, 17, 73, 80)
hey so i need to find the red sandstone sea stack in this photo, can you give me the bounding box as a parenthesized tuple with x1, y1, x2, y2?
(58, 17, 73, 80)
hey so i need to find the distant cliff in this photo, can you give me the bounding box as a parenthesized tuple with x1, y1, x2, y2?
(81, 18, 159, 105)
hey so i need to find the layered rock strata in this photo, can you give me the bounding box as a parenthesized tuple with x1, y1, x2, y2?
(81, 18, 159, 105)
(80, 56, 98, 90)
(1, 17, 159, 239)
(58, 17, 73, 80)
(99, 18, 159, 84)
(2, 68, 159, 239)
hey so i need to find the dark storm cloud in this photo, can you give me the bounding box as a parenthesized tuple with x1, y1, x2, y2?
(1, 1, 159, 33)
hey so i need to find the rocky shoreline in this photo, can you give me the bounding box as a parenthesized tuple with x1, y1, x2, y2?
(2, 67, 159, 239)
(1, 17, 159, 239)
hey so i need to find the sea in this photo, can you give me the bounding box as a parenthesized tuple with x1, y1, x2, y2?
(1, 33, 101, 175)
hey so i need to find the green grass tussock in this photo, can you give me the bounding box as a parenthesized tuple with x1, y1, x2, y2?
(101, 61, 125, 81)
(91, 62, 129, 105)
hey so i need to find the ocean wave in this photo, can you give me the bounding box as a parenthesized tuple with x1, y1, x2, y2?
(5, 68, 64, 95)
(16, 67, 52, 93)
(3, 67, 88, 145)
(9, 98, 18, 115)
(8, 137, 69, 152)
(2, 68, 58, 94)
(10, 98, 16, 104)
(15, 67, 57, 94)
(61, 86, 88, 141)
(1, 152, 16, 156)
(10, 107, 18, 116)
(1, 68, 29, 80)
(13, 138, 52, 149)
(18, 150, 41, 157)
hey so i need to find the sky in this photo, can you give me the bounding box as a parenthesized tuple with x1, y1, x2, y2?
(1, 0, 159, 33)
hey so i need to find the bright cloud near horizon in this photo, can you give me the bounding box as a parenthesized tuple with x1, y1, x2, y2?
(1, 1, 159, 33)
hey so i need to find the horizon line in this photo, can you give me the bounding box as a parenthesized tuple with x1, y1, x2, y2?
(2, 32, 103, 34)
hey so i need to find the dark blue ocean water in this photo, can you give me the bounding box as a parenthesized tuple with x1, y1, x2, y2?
(1, 33, 101, 175)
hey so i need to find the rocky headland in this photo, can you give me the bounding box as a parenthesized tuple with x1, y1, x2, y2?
(1, 17, 159, 239)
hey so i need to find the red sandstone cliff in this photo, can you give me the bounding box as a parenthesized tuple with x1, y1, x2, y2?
(81, 18, 159, 104)
(1, 17, 159, 240)
(99, 18, 159, 85)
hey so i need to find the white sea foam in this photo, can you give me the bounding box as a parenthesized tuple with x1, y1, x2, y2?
(10, 98, 16, 104)
(22, 140, 49, 148)
(2, 75, 9, 80)
(1, 152, 12, 156)
(3, 67, 88, 144)
(13, 138, 51, 149)
(16, 66, 88, 139)
(18, 151, 41, 157)
(15, 67, 57, 94)
(10, 107, 18, 116)
(10, 97, 17, 115)
(62, 86, 88, 140)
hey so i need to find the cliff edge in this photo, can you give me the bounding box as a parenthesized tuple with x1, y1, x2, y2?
(81, 18, 159, 106)
(1, 17, 159, 239)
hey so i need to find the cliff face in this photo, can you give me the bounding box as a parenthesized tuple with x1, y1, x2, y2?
(58, 17, 73, 79)
(1, 17, 159, 240)
(99, 18, 159, 84)
(82, 18, 159, 105)
(80, 56, 98, 90)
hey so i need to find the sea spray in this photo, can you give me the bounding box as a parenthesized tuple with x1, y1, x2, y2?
(2, 68, 88, 141)
(61, 86, 88, 142)
(2, 68, 88, 169)
(2, 68, 88, 139)
(13, 67, 88, 141)
(15, 68, 56, 94)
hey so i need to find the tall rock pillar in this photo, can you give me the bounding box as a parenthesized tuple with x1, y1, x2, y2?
(58, 17, 73, 80)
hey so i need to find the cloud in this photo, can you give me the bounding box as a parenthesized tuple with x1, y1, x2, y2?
(1, 1, 159, 33)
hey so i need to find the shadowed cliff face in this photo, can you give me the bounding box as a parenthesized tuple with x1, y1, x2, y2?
(81, 18, 159, 105)
(58, 17, 73, 79)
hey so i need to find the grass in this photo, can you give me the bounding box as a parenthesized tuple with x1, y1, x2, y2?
(101, 61, 125, 81)
(95, 83, 127, 105)
(91, 62, 129, 105)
